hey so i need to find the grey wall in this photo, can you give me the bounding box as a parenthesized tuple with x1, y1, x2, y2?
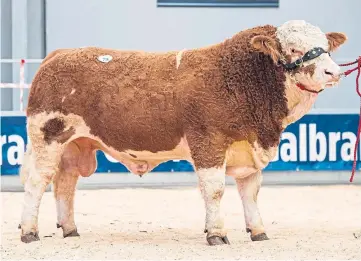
(1, 0, 361, 111)
(0, 0, 45, 111)
(1, 0, 13, 110)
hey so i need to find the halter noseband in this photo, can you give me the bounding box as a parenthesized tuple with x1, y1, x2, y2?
(280, 47, 330, 94)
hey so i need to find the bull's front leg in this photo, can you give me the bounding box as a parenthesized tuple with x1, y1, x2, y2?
(187, 131, 230, 246)
(197, 165, 230, 245)
(235, 170, 269, 241)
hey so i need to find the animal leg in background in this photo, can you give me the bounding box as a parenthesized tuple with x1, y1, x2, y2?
(235, 170, 269, 241)
(53, 142, 81, 238)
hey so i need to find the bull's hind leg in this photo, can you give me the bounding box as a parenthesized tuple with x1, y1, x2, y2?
(235, 170, 269, 241)
(54, 143, 80, 237)
(19, 141, 64, 243)
(54, 139, 98, 238)
(19, 114, 80, 243)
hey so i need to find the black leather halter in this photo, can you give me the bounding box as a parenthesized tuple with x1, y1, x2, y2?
(281, 47, 329, 71)
(280, 47, 330, 94)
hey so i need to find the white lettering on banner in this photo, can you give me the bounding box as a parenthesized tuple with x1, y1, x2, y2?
(275, 124, 360, 162)
(340, 132, 356, 161)
(7, 135, 25, 165)
(0, 135, 6, 165)
(1, 135, 25, 166)
(280, 133, 297, 162)
(329, 132, 341, 161)
(1, 123, 361, 169)
(309, 124, 327, 162)
(299, 124, 307, 162)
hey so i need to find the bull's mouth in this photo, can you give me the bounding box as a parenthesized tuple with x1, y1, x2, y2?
(325, 82, 337, 87)
(325, 78, 341, 88)
(294, 75, 342, 94)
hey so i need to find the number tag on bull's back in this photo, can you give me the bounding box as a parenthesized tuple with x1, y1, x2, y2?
(97, 55, 113, 63)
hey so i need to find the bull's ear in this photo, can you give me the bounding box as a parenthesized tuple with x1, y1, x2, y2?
(250, 35, 281, 63)
(326, 32, 347, 52)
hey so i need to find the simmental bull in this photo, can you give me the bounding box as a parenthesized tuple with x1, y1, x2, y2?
(19, 20, 347, 245)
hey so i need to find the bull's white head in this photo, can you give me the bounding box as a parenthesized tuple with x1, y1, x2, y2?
(251, 20, 347, 93)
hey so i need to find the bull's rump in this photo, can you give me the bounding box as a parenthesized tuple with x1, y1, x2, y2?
(27, 47, 186, 154)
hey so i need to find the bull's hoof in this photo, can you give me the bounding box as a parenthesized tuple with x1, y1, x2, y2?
(21, 232, 40, 243)
(64, 229, 80, 238)
(207, 235, 230, 245)
(251, 233, 269, 241)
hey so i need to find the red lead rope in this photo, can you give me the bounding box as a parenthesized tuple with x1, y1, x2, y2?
(339, 56, 361, 182)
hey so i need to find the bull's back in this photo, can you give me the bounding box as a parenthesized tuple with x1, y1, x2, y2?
(27, 47, 185, 153)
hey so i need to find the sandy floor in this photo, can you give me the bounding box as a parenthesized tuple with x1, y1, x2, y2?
(2, 185, 361, 260)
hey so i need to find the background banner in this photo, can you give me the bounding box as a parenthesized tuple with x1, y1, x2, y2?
(1, 114, 360, 175)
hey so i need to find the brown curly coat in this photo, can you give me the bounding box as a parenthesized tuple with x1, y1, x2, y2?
(26, 25, 292, 170)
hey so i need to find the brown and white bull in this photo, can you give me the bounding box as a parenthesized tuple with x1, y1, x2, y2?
(19, 20, 347, 245)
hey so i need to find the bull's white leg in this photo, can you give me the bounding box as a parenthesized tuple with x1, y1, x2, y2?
(53, 167, 79, 237)
(235, 170, 269, 241)
(20, 144, 63, 243)
(20, 174, 48, 243)
(197, 166, 229, 245)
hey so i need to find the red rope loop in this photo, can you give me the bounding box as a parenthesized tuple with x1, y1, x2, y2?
(339, 59, 359, 67)
(342, 56, 361, 182)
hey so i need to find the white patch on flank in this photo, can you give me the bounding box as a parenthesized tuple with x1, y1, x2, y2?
(176, 49, 186, 69)
(62, 96, 66, 103)
(70, 89, 76, 95)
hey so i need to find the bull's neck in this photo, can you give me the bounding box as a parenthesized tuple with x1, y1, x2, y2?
(282, 75, 318, 128)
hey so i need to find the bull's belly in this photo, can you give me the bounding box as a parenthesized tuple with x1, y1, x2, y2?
(68, 137, 276, 178)
(29, 112, 276, 178)
(71, 137, 275, 179)
(100, 137, 193, 175)
(60, 136, 192, 177)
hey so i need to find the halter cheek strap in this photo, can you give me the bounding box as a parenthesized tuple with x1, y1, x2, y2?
(282, 47, 329, 70)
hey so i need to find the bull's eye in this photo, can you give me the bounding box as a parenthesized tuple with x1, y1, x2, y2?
(291, 49, 296, 53)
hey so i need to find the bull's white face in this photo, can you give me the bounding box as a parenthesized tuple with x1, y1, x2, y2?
(276, 20, 347, 92)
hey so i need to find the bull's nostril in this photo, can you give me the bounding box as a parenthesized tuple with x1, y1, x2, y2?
(325, 70, 334, 76)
